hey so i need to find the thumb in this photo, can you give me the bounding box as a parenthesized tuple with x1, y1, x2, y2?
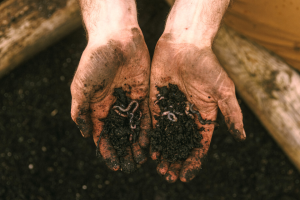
(218, 92, 246, 141)
(71, 83, 93, 138)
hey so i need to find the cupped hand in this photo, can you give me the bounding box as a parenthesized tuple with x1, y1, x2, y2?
(71, 28, 151, 173)
(149, 34, 246, 182)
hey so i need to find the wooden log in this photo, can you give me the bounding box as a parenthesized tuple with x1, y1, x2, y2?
(213, 25, 300, 171)
(0, 0, 81, 78)
(164, 0, 300, 171)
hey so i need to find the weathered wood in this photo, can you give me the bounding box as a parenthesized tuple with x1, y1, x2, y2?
(213, 25, 300, 171)
(0, 0, 81, 78)
(164, 0, 300, 171)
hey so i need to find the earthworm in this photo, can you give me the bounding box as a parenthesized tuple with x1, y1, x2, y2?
(162, 111, 178, 122)
(154, 96, 165, 106)
(129, 113, 134, 125)
(129, 113, 137, 130)
(129, 133, 133, 143)
(175, 111, 183, 116)
(185, 109, 194, 119)
(188, 103, 219, 126)
(185, 102, 190, 111)
(113, 100, 139, 113)
(130, 124, 136, 129)
(114, 109, 128, 117)
(162, 111, 170, 116)
(131, 101, 139, 114)
(184, 102, 194, 118)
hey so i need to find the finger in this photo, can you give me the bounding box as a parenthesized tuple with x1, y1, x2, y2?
(94, 132, 120, 171)
(70, 47, 116, 137)
(70, 53, 94, 138)
(120, 146, 136, 174)
(156, 156, 170, 176)
(132, 142, 147, 164)
(149, 85, 161, 160)
(150, 144, 160, 160)
(138, 98, 151, 148)
(165, 161, 182, 183)
(149, 73, 163, 128)
(71, 94, 93, 138)
(70, 65, 95, 138)
(218, 93, 246, 141)
(180, 128, 212, 182)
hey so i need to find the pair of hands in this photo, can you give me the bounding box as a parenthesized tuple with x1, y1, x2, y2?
(71, 0, 245, 183)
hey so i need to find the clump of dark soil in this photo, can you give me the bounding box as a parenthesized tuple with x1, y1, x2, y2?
(98, 88, 141, 158)
(149, 84, 203, 162)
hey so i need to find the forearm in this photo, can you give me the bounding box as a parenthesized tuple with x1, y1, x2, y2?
(164, 0, 230, 47)
(79, 0, 138, 41)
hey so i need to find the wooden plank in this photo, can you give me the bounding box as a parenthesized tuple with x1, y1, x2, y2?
(164, 0, 300, 171)
(0, 0, 81, 78)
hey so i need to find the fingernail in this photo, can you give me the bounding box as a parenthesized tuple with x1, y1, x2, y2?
(242, 129, 246, 138)
(165, 174, 177, 183)
(106, 159, 120, 171)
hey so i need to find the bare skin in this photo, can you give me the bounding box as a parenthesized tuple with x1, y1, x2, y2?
(150, 0, 246, 182)
(71, 0, 151, 172)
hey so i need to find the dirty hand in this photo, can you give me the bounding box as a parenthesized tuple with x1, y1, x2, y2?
(149, 0, 246, 182)
(71, 0, 151, 173)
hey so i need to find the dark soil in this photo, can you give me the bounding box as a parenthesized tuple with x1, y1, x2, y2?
(1, 0, 300, 200)
(150, 84, 203, 162)
(100, 88, 141, 159)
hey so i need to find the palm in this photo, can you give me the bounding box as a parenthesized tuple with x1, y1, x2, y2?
(71, 28, 151, 173)
(149, 38, 245, 182)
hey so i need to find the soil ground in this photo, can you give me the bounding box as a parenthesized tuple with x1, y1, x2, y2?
(0, 0, 300, 199)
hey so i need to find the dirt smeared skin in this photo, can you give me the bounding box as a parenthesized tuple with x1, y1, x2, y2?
(149, 84, 204, 163)
(149, 38, 247, 182)
(180, 154, 207, 182)
(98, 88, 142, 173)
(76, 116, 92, 137)
(229, 123, 245, 142)
(71, 27, 151, 171)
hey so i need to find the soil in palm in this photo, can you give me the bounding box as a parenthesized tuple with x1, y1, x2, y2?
(99, 88, 142, 167)
(149, 84, 203, 162)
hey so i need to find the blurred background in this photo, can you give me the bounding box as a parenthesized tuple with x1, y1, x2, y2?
(0, 0, 300, 199)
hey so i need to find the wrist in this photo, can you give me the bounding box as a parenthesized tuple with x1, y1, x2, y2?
(164, 0, 230, 48)
(80, 0, 138, 42)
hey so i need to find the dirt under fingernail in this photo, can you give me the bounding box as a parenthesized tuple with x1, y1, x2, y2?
(120, 157, 136, 174)
(149, 84, 204, 163)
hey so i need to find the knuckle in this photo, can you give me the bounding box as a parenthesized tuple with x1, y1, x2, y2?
(227, 78, 236, 91)
(216, 77, 236, 100)
(70, 81, 77, 96)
